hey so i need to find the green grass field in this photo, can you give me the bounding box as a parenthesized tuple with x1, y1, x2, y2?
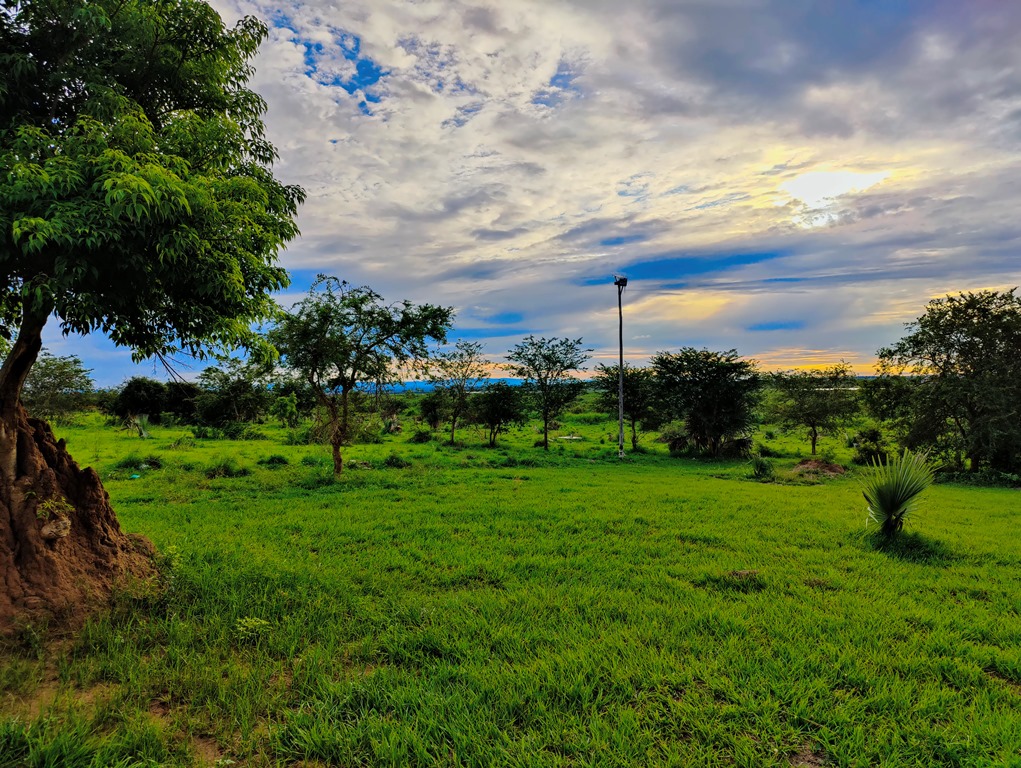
(2, 407, 1020, 767)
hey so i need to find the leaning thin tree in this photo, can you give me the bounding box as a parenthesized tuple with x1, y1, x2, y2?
(0, 1, 303, 627)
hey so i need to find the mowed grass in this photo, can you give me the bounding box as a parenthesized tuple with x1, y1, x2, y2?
(2, 412, 1020, 767)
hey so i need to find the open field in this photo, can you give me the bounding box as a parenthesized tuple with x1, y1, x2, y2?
(1, 409, 1020, 767)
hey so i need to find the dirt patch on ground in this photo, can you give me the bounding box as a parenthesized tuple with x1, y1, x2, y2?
(790, 743, 829, 766)
(793, 459, 846, 476)
(984, 666, 1021, 694)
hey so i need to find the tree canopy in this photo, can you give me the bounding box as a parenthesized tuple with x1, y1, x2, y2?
(428, 340, 490, 445)
(651, 348, 760, 458)
(769, 362, 860, 455)
(878, 289, 1021, 472)
(272, 276, 453, 473)
(21, 349, 93, 423)
(506, 336, 590, 450)
(593, 363, 661, 451)
(0, 0, 304, 418)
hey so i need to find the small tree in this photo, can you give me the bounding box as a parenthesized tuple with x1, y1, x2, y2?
(506, 336, 590, 450)
(651, 348, 760, 458)
(21, 350, 93, 423)
(471, 382, 527, 447)
(428, 340, 490, 445)
(593, 363, 661, 450)
(194, 359, 270, 427)
(770, 362, 860, 455)
(419, 389, 451, 431)
(269, 393, 299, 429)
(113, 377, 167, 426)
(272, 276, 453, 474)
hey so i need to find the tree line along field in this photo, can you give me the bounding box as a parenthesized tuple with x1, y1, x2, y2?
(1, 399, 1019, 767)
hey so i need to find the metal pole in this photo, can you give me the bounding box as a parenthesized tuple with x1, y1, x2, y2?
(614, 276, 627, 459)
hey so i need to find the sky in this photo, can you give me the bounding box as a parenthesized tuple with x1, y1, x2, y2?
(44, 0, 1021, 385)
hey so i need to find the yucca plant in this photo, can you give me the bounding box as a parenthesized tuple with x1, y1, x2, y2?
(861, 448, 935, 536)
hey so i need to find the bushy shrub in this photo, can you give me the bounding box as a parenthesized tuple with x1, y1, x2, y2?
(204, 458, 251, 479)
(862, 449, 934, 536)
(408, 429, 432, 444)
(257, 454, 289, 467)
(852, 428, 889, 466)
(656, 421, 688, 453)
(383, 452, 412, 469)
(749, 456, 775, 481)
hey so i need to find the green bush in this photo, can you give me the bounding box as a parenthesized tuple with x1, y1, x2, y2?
(408, 429, 432, 444)
(861, 449, 934, 536)
(749, 456, 775, 481)
(257, 454, 289, 467)
(204, 458, 252, 479)
(383, 452, 412, 469)
(852, 428, 889, 466)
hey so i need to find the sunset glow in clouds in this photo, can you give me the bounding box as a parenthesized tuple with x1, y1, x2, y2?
(51, 1, 1021, 382)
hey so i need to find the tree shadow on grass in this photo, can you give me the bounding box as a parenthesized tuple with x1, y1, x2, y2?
(865, 530, 957, 565)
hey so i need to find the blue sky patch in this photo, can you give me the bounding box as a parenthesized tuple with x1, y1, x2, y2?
(481, 312, 524, 325)
(583, 251, 788, 285)
(747, 320, 806, 332)
(292, 30, 387, 115)
(532, 60, 583, 107)
(600, 233, 649, 247)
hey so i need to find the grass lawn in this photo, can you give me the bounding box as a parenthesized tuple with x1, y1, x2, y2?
(1, 409, 1019, 767)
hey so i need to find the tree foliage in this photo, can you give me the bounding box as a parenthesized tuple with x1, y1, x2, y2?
(878, 289, 1021, 472)
(471, 382, 527, 448)
(505, 336, 590, 450)
(0, 0, 304, 418)
(21, 349, 93, 423)
(651, 348, 760, 458)
(272, 276, 452, 473)
(593, 364, 661, 450)
(769, 362, 860, 455)
(428, 340, 490, 445)
(195, 358, 269, 427)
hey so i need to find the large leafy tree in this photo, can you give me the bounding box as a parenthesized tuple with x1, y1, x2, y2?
(769, 362, 860, 455)
(651, 348, 760, 458)
(272, 276, 453, 474)
(506, 336, 590, 450)
(0, 0, 303, 624)
(878, 289, 1021, 472)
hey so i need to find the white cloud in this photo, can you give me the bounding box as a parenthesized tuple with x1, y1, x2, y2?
(57, 1, 1021, 383)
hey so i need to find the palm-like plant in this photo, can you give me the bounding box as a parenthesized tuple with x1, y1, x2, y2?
(862, 449, 935, 536)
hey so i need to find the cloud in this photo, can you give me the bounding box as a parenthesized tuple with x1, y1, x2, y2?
(50, 0, 1021, 383)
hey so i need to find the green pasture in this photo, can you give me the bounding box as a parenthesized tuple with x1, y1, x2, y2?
(1, 408, 1019, 767)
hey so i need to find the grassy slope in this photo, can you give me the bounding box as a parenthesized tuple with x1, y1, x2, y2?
(1, 410, 1019, 767)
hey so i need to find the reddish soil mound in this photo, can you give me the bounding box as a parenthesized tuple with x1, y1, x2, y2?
(793, 459, 846, 476)
(1, 409, 155, 633)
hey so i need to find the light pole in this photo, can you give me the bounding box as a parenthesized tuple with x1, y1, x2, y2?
(614, 275, 628, 459)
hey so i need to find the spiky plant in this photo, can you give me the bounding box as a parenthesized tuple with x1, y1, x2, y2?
(862, 449, 935, 536)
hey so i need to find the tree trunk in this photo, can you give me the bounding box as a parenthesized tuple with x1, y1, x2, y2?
(331, 436, 343, 476)
(0, 309, 153, 631)
(449, 413, 457, 446)
(810, 426, 818, 455)
(630, 418, 639, 451)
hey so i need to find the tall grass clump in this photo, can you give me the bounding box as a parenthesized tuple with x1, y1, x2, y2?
(861, 448, 934, 536)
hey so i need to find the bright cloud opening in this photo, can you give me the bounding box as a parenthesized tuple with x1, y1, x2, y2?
(780, 170, 890, 209)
